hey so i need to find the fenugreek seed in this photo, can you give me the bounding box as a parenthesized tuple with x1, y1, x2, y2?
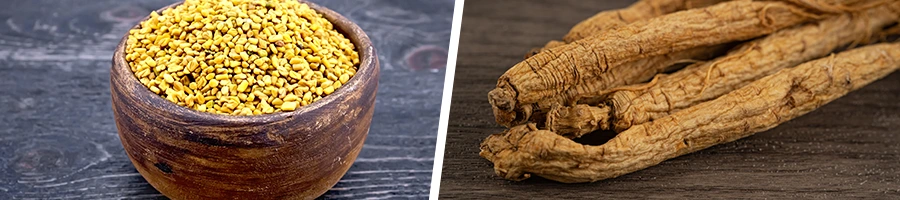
(173, 81, 185, 92)
(149, 86, 161, 94)
(258, 50, 268, 57)
(280, 101, 298, 111)
(208, 79, 219, 88)
(237, 80, 249, 92)
(289, 57, 303, 65)
(215, 74, 229, 80)
(339, 74, 350, 84)
(302, 92, 313, 101)
(272, 98, 284, 106)
(163, 73, 175, 83)
(324, 86, 334, 95)
(168, 65, 184, 72)
(307, 55, 321, 63)
(289, 71, 302, 80)
(240, 107, 253, 115)
(240, 51, 250, 61)
(145, 58, 158, 67)
(284, 94, 299, 102)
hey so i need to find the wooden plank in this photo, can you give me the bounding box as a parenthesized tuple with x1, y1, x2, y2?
(439, 0, 900, 198)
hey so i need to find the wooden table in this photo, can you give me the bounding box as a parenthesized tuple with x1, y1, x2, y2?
(439, 0, 900, 198)
(0, 0, 451, 199)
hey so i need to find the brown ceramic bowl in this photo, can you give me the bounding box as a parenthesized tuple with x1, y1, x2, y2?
(109, 1, 378, 199)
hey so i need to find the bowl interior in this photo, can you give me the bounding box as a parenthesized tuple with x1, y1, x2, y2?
(112, 0, 377, 127)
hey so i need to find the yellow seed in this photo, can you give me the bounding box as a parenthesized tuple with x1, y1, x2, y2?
(237, 80, 249, 92)
(307, 55, 321, 63)
(289, 57, 302, 65)
(258, 50, 268, 57)
(324, 86, 334, 95)
(339, 74, 350, 84)
(163, 73, 175, 83)
(268, 34, 283, 42)
(254, 90, 267, 98)
(280, 101, 298, 111)
(149, 86, 161, 94)
(240, 107, 253, 115)
(240, 51, 250, 61)
(166, 95, 178, 103)
(284, 94, 299, 102)
(168, 65, 184, 72)
(173, 81, 185, 92)
(215, 74, 229, 80)
(289, 71, 302, 80)
(208, 79, 219, 88)
(303, 92, 312, 101)
(145, 58, 157, 67)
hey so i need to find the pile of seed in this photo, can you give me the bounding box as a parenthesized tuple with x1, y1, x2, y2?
(124, 0, 360, 115)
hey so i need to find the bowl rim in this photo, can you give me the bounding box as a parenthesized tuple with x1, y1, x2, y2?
(112, 0, 377, 126)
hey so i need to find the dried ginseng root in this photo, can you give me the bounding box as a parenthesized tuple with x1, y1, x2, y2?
(565, 0, 727, 43)
(481, 42, 900, 183)
(526, 0, 877, 58)
(783, 0, 875, 13)
(546, 2, 900, 136)
(524, 0, 727, 58)
(489, 0, 821, 127)
(519, 44, 731, 127)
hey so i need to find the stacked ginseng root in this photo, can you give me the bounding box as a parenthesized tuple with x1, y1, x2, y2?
(481, 0, 900, 183)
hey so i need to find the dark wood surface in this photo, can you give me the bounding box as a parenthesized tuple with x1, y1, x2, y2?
(0, 0, 451, 199)
(439, 0, 900, 199)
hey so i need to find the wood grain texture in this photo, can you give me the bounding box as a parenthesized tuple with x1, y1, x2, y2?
(0, 0, 451, 199)
(439, 0, 900, 199)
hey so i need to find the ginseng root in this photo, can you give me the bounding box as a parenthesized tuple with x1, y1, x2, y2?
(565, 0, 728, 43)
(481, 42, 900, 183)
(524, 0, 727, 59)
(783, 0, 876, 13)
(513, 44, 731, 127)
(526, 0, 877, 59)
(489, 1, 822, 127)
(546, 2, 900, 136)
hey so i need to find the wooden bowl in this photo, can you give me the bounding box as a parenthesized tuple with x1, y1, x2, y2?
(109, 1, 379, 199)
